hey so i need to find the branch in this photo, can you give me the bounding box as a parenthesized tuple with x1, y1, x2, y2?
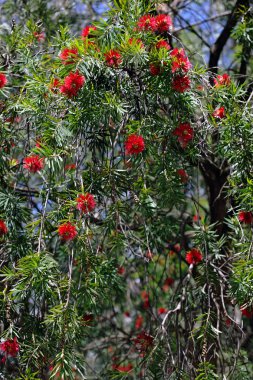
(209, 0, 250, 73)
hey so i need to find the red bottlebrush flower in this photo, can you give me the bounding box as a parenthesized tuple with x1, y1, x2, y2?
(214, 73, 231, 87)
(141, 290, 150, 309)
(186, 248, 203, 265)
(81, 314, 94, 324)
(104, 50, 122, 68)
(0, 220, 8, 236)
(170, 48, 191, 73)
(177, 169, 188, 183)
(33, 31, 45, 42)
(162, 277, 174, 291)
(0, 337, 19, 357)
(135, 315, 144, 330)
(193, 214, 201, 222)
(238, 211, 253, 225)
(117, 266, 125, 275)
(149, 63, 162, 76)
(23, 155, 44, 173)
(137, 15, 156, 31)
(59, 48, 78, 65)
(76, 193, 96, 213)
(133, 331, 153, 353)
(65, 163, 76, 171)
(157, 307, 167, 315)
(212, 106, 225, 119)
(0, 73, 7, 89)
(174, 243, 181, 252)
(60, 71, 85, 98)
(112, 363, 133, 373)
(241, 307, 253, 318)
(173, 122, 194, 148)
(172, 75, 191, 93)
(58, 222, 77, 241)
(153, 14, 173, 33)
(156, 40, 170, 50)
(81, 25, 97, 38)
(125, 134, 145, 155)
(49, 78, 60, 93)
(128, 37, 144, 49)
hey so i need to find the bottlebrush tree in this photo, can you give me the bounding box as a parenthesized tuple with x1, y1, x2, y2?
(0, 0, 253, 379)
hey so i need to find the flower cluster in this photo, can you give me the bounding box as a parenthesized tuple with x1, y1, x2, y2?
(133, 331, 154, 354)
(76, 193, 96, 213)
(0, 73, 7, 88)
(81, 25, 97, 38)
(177, 169, 188, 183)
(125, 134, 145, 155)
(185, 248, 203, 265)
(173, 123, 194, 148)
(59, 47, 78, 65)
(60, 71, 85, 97)
(156, 40, 170, 50)
(112, 363, 133, 373)
(137, 14, 173, 33)
(214, 73, 231, 87)
(23, 155, 44, 173)
(0, 337, 19, 363)
(172, 75, 191, 92)
(212, 106, 225, 119)
(104, 50, 122, 67)
(170, 48, 191, 73)
(0, 220, 8, 236)
(58, 222, 77, 241)
(238, 211, 253, 225)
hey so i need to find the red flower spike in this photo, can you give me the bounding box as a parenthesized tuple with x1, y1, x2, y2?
(0, 73, 7, 89)
(214, 73, 231, 87)
(60, 71, 85, 98)
(137, 15, 156, 31)
(58, 222, 77, 241)
(185, 248, 203, 265)
(0, 337, 19, 357)
(238, 211, 253, 225)
(156, 40, 170, 50)
(0, 220, 8, 236)
(112, 363, 133, 373)
(117, 266, 125, 275)
(59, 48, 78, 65)
(172, 75, 191, 92)
(133, 331, 154, 353)
(76, 193, 96, 213)
(150, 63, 162, 76)
(177, 169, 188, 183)
(81, 25, 97, 38)
(65, 163, 76, 171)
(212, 106, 225, 119)
(162, 277, 174, 291)
(33, 32, 45, 42)
(157, 307, 167, 315)
(170, 48, 191, 73)
(125, 134, 145, 155)
(241, 307, 253, 318)
(135, 315, 144, 330)
(23, 155, 44, 173)
(49, 78, 60, 93)
(153, 14, 173, 33)
(173, 122, 194, 148)
(128, 38, 144, 49)
(104, 50, 122, 68)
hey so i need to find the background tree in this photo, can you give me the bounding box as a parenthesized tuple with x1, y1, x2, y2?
(0, 0, 253, 379)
